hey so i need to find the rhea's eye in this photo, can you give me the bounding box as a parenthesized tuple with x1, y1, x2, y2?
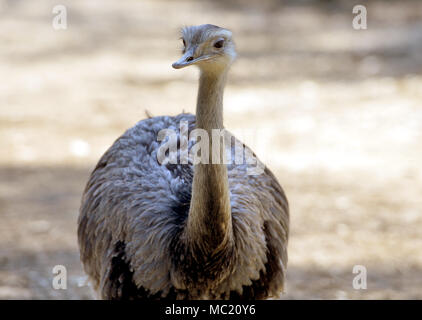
(214, 39, 224, 48)
(182, 39, 186, 47)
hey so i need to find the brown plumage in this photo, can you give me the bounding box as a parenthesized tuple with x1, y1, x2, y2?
(77, 24, 289, 300)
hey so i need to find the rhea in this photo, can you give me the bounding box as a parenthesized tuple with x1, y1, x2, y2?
(78, 24, 289, 299)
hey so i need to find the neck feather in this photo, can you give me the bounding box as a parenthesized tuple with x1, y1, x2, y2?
(187, 70, 232, 254)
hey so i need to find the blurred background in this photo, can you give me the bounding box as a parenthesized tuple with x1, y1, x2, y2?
(0, 0, 421, 299)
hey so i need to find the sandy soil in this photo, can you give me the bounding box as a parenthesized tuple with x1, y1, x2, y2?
(0, 0, 421, 299)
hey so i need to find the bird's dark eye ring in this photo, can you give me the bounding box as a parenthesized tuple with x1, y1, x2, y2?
(214, 39, 224, 48)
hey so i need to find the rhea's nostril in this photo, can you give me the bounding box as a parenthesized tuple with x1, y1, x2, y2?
(186, 56, 194, 62)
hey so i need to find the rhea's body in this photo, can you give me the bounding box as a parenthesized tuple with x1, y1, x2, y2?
(78, 24, 289, 300)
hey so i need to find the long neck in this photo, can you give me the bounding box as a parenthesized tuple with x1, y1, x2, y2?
(187, 70, 232, 254)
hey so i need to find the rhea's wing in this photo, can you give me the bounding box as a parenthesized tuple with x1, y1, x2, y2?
(221, 138, 289, 299)
(77, 113, 196, 299)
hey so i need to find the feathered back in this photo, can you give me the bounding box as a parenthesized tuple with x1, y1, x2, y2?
(78, 113, 289, 299)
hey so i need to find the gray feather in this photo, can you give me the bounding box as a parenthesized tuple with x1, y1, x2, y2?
(78, 113, 289, 299)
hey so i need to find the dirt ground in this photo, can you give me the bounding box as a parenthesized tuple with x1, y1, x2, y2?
(1, 0, 421, 299)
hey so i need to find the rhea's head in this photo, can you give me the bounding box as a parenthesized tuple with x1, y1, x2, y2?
(172, 24, 236, 73)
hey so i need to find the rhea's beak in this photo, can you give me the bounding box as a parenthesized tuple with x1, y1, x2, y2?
(172, 48, 212, 69)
